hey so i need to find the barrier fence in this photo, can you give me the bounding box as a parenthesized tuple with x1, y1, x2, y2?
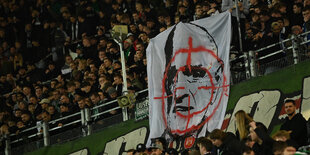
(1, 31, 310, 155)
(230, 31, 310, 84)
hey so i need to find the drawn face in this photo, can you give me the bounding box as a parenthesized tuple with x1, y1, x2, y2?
(166, 65, 217, 132)
(154, 22, 229, 136)
(162, 40, 225, 134)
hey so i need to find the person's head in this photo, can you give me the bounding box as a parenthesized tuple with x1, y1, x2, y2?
(67, 82, 76, 93)
(35, 85, 43, 97)
(304, 0, 310, 7)
(18, 66, 26, 76)
(195, 4, 203, 17)
(41, 111, 51, 122)
(249, 122, 267, 143)
(113, 74, 123, 85)
(244, 137, 255, 148)
(271, 21, 282, 33)
(98, 91, 106, 100)
(81, 82, 92, 93)
(273, 141, 287, 155)
(29, 96, 38, 104)
(18, 101, 27, 110)
(259, 11, 270, 22)
(47, 105, 56, 115)
(28, 104, 35, 113)
(123, 38, 132, 49)
(282, 146, 296, 155)
(60, 104, 69, 113)
(77, 98, 86, 109)
(0, 75, 6, 83)
(272, 130, 291, 142)
(88, 72, 97, 81)
(107, 87, 118, 99)
(276, 3, 287, 14)
(40, 98, 50, 110)
(22, 85, 32, 96)
(112, 61, 121, 70)
(284, 99, 296, 117)
(60, 94, 70, 104)
(21, 112, 31, 123)
(135, 2, 143, 12)
(209, 129, 226, 147)
(291, 25, 302, 35)
(174, 15, 180, 24)
(165, 148, 178, 155)
(149, 143, 163, 155)
(17, 121, 24, 128)
(125, 149, 135, 155)
(135, 143, 146, 153)
(14, 109, 22, 118)
(138, 32, 148, 43)
(151, 137, 167, 152)
(196, 137, 213, 154)
(48, 62, 56, 71)
(16, 92, 25, 102)
(242, 146, 255, 155)
(90, 92, 100, 105)
(52, 90, 61, 100)
(65, 55, 73, 65)
(132, 11, 140, 22)
(98, 50, 105, 60)
(293, 3, 302, 14)
(50, 80, 58, 89)
(178, 5, 187, 14)
(103, 58, 112, 68)
(251, 13, 260, 23)
(89, 63, 97, 73)
(235, 110, 253, 140)
(145, 18, 154, 28)
(303, 6, 310, 22)
(109, 44, 119, 54)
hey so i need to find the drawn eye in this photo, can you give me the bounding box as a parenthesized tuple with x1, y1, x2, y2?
(192, 69, 206, 78)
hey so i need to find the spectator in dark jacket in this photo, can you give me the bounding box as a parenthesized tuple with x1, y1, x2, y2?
(280, 99, 308, 147)
(249, 121, 273, 155)
(209, 129, 242, 155)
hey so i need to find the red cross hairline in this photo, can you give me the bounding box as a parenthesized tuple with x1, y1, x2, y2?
(174, 37, 220, 73)
(153, 84, 230, 100)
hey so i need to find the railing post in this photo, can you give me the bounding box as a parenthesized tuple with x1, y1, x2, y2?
(114, 39, 129, 122)
(80, 109, 87, 137)
(249, 50, 257, 77)
(4, 134, 11, 155)
(244, 53, 251, 80)
(43, 121, 50, 146)
(85, 108, 92, 136)
(291, 34, 299, 64)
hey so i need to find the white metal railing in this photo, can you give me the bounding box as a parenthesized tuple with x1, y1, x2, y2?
(230, 30, 310, 82)
(3, 31, 310, 155)
(3, 89, 148, 155)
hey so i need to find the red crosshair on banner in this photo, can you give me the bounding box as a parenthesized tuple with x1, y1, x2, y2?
(154, 37, 229, 135)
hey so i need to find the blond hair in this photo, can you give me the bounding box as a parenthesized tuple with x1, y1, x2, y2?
(235, 110, 253, 140)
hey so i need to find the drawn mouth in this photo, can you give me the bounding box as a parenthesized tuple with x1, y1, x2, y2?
(175, 106, 194, 112)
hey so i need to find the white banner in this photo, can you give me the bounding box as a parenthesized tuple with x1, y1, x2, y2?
(146, 11, 231, 149)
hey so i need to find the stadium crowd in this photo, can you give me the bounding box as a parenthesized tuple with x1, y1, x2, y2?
(0, 0, 309, 154)
(127, 101, 308, 155)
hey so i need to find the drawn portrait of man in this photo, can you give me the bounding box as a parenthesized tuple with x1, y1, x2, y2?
(147, 12, 231, 150)
(157, 23, 228, 149)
